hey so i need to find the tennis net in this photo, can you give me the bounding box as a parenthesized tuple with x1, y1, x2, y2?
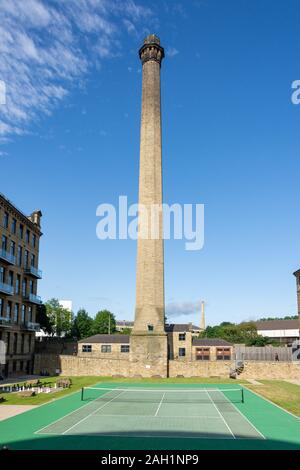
(81, 386, 244, 404)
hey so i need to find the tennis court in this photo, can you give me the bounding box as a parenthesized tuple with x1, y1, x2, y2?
(35, 386, 263, 439)
(1, 382, 300, 449)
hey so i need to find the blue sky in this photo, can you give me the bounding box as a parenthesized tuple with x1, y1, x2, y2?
(1, 0, 300, 326)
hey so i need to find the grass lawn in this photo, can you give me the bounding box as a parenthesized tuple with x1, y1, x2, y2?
(0, 376, 245, 406)
(246, 380, 300, 418)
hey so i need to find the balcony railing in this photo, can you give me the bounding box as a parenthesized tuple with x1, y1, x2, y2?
(0, 249, 16, 265)
(25, 293, 42, 305)
(24, 266, 42, 279)
(0, 282, 14, 295)
(0, 316, 12, 327)
(25, 321, 40, 332)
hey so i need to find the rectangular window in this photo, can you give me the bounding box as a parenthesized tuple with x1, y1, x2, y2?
(179, 333, 186, 341)
(16, 275, 21, 295)
(19, 224, 24, 239)
(0, 267, 5, 283)
(147, 324, 154, 331)
(26, 229, 30, 244)
(8, 271, 13, 286)
(32, 234, 36, 248)
(179, 348, 186, 357)
(14, 304, 19, 323)
(216, 348, 231, 360)
(24, 250, 29, 268)
(31, 253, 35, 267)
(28, 335, 32, 353)
(28, 306, 32, 322)
(22, 279, 27, 297)
(11, 218, 16, 234)
(21, 305, 26, 323)
(2, 235, 7, 251)
(13, 333, 18, 354)
(101, 345, 111, 353)
(0, 298, 3, 316)
(21, 334, 25, 354)
(196, 347, 210, 361)
(6, 301, 12, 319)
(3, 212, 9, 229)
(10, 240, 15, 256)
(17, 246, 22, 266)
(120, 345, 130, 353)
(82, 345, 92, 353)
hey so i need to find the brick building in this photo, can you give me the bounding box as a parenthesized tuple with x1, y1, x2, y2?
(0, 193, 42, 378)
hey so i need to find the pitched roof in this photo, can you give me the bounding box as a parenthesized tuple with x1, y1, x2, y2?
(192, 338, 233, 346)
(255, 319, 299, 331)
(79, 334, 130, 344)
(165, 323, 200, 332)
(116, 321, 134, 327)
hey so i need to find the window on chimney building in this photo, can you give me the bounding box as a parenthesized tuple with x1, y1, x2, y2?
(179, 333, 186, 341)
(148, 324, 154, 331)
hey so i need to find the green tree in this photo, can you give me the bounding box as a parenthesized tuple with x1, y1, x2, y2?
(36, 303, 53, 335)
(92, 310, 116, 335)
(199, 320, 270, 346)
(72, 309, 93, 339)
(44, 298, 73, 337)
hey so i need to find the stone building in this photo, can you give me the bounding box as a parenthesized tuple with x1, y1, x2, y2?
(0, 192, 42, 377)
(255, 319, 299, 346)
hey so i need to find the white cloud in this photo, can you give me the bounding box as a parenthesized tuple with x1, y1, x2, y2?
(166, 300, 202, 318)
(0, 0, 153, 140)
(166, 47, 179, 58)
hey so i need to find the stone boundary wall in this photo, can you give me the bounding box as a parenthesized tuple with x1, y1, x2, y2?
(168, 360, 300, 379)
(34, 354, 300, 379)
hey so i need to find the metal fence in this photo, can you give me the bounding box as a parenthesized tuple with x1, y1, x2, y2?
(234, 346, 292, 361)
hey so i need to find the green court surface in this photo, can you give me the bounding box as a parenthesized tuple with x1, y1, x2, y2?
(0, 383, 300, 450)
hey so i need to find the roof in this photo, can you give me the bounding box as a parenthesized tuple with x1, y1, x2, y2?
(192, 338, 233, 346)
(0, 192, 42, 235)
(116, 321, 134, 327)
(79, 334, 130, 344)
(255, 319, 299, 331)
(165, 323, 200, 332)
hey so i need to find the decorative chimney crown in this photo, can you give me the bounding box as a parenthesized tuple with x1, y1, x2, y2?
(139, 34, 165, 66)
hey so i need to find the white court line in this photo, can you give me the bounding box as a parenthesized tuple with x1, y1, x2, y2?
(154, 392, 166, 417)
(205, 390, 236, 439)
(35, 394, 103, 434)
(38, 431, 261, 440)
(61, 390, 126, 435)
(217, 388, 265, 440)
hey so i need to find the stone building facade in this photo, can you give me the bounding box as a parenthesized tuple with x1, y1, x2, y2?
(0, 193, 42, 377)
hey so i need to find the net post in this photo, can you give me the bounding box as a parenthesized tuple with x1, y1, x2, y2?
(81, 387, 84, 401)
(241, 388, 244, 403)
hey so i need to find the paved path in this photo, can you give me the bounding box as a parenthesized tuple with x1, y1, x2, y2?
(0, 405, 37, 422)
